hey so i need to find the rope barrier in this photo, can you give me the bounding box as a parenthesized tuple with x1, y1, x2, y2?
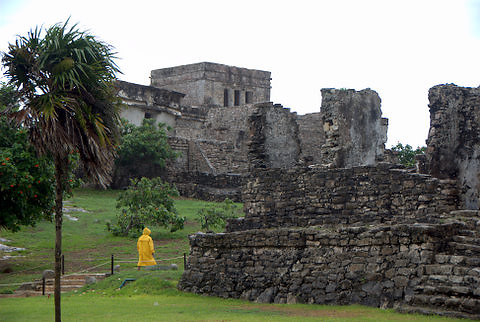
(62, 261, 111, 277)
(0, 254, 186, 288)
(0, 282, 31, 287)
(115, 256, 184, 264)
(2, 263, 53, 275)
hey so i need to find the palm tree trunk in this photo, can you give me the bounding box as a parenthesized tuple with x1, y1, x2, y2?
(54, 157, 67, 322)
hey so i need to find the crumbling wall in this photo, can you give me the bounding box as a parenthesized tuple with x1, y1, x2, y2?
(320, 88, 387, 168)
(426, 84, 480, 210)
(248, 103, 300, 169)
(227, 164, 458, 232)
(297, 112, 325, 164)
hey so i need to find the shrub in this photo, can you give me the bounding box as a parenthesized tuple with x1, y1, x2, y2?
(116, 119, 177, 171)
(108, 177, 184, 237)
(196, 198, 242, 232)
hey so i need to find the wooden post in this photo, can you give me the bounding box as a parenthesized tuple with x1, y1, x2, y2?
(111, 254, 114, 275)
(42, 277, 45, 295)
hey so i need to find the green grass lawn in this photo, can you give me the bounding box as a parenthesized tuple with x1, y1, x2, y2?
(0, 189, 471, 321)
(1, 270, 467, 322)
(0, 188, 221, 293)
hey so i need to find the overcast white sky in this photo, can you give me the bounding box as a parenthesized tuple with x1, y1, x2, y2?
(1, 0, 479, 148)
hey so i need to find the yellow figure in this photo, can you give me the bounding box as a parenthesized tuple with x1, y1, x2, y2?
(137, 227, 156, 269)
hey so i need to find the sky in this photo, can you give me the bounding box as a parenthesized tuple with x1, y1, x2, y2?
(1, 0, 479, 148)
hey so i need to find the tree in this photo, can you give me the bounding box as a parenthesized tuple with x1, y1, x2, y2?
(112, 118, 177, 187)
(391, 143, 426, 168)
(2, 21, 121, 321)
(109, 177, 184, 237)
(0, 83, 55, 231)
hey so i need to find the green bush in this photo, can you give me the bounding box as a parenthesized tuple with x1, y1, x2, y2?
(196, 198, 242, 232)
(108, 177, 184, 237)
(116, 119, 177, 172)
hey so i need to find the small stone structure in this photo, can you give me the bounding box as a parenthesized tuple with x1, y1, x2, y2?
(150, 62, 271, 107)
(116, 80, 184, 129)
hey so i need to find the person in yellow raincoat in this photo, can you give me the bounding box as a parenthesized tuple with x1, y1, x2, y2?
(137, 227, 157, 270)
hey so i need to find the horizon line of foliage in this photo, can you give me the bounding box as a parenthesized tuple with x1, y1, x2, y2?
(107, 177, 185, 237)
(391, 142, 426, 168)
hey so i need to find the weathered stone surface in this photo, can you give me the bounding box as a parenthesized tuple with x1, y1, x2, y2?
(320, 88, 387, 168)
(42, 269, 55, 279)
(248, 103, 300, 170)
(425, 84, 480, 209)
(85, 276, 97, 285)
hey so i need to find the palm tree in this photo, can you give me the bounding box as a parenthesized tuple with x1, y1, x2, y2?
(2, 21, 121, 321)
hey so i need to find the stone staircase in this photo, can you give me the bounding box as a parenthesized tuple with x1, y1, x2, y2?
(397, 211, 480, 320)
(3, 273, 108, 297)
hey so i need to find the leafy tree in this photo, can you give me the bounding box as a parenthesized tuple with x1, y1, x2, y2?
(0, 83, 55, 231)
(391, 143, 426, 167)
(113, 118, 177, 185)
(2, 21, 121, 321)
(109, 177, 184, 237)
(196, 198, 242, 232)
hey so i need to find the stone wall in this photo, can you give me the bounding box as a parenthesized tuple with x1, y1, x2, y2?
(227, 163, 458, 232)
(179, 221, 480, 319)
(168, 171, 244, 202)
(425, 84, 480, 209)
(320, 88, 387, 168)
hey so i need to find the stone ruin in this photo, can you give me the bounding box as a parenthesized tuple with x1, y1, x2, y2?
(114, 63, 389, 201)
(177, 82, 480, 319)
(115, 63, 479, 318)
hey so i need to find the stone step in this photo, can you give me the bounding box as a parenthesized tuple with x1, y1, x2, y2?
(414, 284, 480, 297)
(458, 229, 478, 237)
(450, 210, 480, 218)
(452, 235, 480, 245)
(448, 242, 480, 255)
(396, 304, 480, 321)
(13, 273, 108, 297)
(422, 272, 480, 287)
(44, 284, 85, 292)
(408, 294, 480, 314)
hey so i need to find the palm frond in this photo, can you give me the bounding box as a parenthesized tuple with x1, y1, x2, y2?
(2, 20, 122, 187)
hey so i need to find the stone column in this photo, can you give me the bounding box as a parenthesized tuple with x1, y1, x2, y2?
(320, 88, 387, 168)
(426, 84, 480, 209)
(247, 102, 300, 170)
